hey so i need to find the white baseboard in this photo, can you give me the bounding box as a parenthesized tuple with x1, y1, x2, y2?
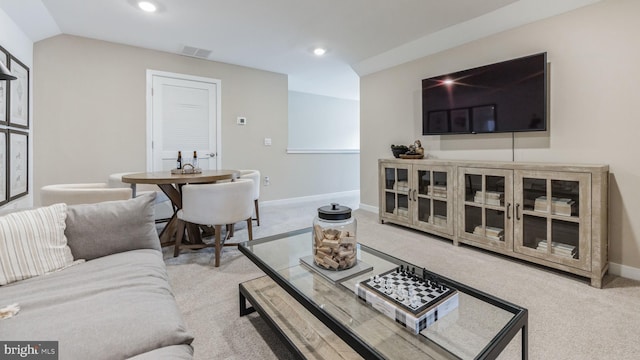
(261, 190, 360, 208)
(608, 262, 640, 281)
(358, 203, 378, 214)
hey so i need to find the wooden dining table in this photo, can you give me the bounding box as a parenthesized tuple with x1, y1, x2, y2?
(122, 169, 240, 247)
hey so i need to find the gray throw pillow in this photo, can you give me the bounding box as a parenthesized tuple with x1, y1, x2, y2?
(65, 193, 161, 260)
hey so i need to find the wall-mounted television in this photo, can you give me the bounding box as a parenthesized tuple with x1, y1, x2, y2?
(422, 52, 547, 135)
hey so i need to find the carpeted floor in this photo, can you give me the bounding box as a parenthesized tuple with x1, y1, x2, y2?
(162, 195, 640, 359)
(162, 195, 358, 360)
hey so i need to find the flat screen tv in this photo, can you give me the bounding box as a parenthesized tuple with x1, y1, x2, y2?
(422, 52, 547, 135)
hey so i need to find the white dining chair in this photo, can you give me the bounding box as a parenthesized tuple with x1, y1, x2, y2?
(40, 183, 132, 206)
(173, 178, 254, 267)
(239, 170, 261, 226)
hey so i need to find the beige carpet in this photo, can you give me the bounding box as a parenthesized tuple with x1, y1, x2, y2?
(163, 196, 640, 359)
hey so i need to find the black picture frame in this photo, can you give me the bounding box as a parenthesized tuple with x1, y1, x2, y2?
(8, 55, 29, 129)
(426, 110, 449, 134)
(0, 46, 8, 126)
(450, 108, 470, 133)
(8, 129, 28, 201)
(0, 129, 7, 206)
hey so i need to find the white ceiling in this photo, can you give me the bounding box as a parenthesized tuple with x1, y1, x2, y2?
(0, 0, 600, 100)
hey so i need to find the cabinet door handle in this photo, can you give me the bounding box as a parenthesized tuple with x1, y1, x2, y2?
(507, 203, 512, 219)
(516, 203, 521, 221)
(413, 189, 417, 201)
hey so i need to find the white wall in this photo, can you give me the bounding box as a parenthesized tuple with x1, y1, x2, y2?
(33, 34, 359, 205)
(288, 91, 359, 152)
(0, 7, 33, 213)
(360, 0, 640, 271)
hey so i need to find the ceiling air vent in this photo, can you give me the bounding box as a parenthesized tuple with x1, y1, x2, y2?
(181, 45, 212, 59)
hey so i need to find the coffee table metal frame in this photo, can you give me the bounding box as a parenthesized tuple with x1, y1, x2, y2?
(238, 228, 528, 360)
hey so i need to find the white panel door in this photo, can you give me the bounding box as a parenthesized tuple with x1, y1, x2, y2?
(150, 73, 220, 171)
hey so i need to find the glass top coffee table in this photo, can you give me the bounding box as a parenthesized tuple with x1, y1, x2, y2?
(238, 228, 527, 359)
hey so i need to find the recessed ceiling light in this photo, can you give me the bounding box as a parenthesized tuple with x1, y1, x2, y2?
(138, 1, 157, 12)
(313, 48, 326, 56)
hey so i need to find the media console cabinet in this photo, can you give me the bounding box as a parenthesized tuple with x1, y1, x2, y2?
(379, 158, 608, 288)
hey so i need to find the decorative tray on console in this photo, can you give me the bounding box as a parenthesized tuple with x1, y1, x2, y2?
(399, 154, 424, 159)
(355, 265, 458, 334)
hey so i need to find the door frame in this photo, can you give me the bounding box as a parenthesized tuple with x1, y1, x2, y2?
(145, 69, 222, 171)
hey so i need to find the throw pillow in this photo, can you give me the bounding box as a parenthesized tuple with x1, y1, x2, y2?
(65, 193, 160, 260)
(0, 203, 74, 285)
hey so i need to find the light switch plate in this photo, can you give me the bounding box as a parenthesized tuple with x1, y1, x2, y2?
(237, 117, 247, 125)
(264, 138, 272, 146)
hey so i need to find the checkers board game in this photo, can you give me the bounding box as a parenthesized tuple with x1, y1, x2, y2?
(355, 266, 459, 334)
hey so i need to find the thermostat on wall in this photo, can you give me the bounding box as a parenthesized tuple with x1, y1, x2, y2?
(237, 116, 247, 125)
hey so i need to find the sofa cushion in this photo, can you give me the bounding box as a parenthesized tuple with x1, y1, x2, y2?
(0, 203, 73, 285)
(0, 249, 194, 359)
(65, 193, 160, 260)
(127, 344, 194, 360)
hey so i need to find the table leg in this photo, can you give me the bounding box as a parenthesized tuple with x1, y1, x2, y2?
(156, 183, 205, 246)
(186, 222, 204, 244)
(522, 324, 528, 360)
(239, 285, 256, 316)
(156, 184, 182, 246)
(158, 184, 182, 208)
(159, 214, 179, 246)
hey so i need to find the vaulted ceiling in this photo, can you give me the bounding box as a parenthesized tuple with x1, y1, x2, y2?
(0, 0, 600, 99)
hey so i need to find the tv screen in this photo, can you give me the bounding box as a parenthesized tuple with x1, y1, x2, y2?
(422, 53, 547, 135)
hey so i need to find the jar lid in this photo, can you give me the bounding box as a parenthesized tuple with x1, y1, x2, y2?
(318, 203, 352, 220)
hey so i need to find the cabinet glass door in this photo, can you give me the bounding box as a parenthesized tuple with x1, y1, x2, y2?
(459, 168, 513, 250)
(514, 171, 591, 270)
(381, 164, 411, 222)
(413, 165, 454, 235)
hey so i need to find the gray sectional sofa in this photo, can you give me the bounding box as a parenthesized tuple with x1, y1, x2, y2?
(0, 194, 194, 359)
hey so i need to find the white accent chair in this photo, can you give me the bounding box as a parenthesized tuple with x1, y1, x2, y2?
(108, 172, 174, 222)
(173, 178, 254, 267)
(40, 183, 132, 206)
(107, 172, 159, 193)
(239, 170, 261, 226)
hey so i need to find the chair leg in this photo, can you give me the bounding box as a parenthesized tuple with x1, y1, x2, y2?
(174, 220, 186, 257)
(214, 224, 222, 267)
(246, 218, 253, 241)
(254, 199, 260, 226)
(224, 224, 232, 242)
